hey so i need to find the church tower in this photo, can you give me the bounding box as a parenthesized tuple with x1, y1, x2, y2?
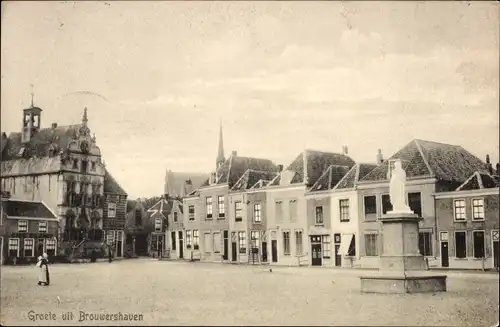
(21, 85, 42, 143)
(216, 120, 225, 169)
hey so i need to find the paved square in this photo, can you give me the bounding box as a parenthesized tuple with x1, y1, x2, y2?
(1, 259, 499, 326)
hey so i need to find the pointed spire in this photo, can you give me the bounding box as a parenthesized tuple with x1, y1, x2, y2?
(30, 84, 35, 107)
(216, 119, 225, 169)
(82, 107, 88, 127)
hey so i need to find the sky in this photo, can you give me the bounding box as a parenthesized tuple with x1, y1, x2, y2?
(1, 1, 499, 198)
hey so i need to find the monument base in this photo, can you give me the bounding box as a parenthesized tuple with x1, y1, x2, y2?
(360, 272, 447, 294)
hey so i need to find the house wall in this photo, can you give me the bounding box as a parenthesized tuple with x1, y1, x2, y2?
(167, 204, 184, 259)
(356, 180, 437, 268)
(435, 191, 499, 269)
(306, 193, 332, 267)
(266, 185, 307, 266)
(330, 189, 361, 268)
(103, 193, 127, 257)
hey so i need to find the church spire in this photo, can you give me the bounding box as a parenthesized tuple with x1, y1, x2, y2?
(216, 119, 225, 169)
(30, 84, 35, 107)
(82, 107, 88, 127)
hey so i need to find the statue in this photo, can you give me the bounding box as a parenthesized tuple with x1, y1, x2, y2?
(388, 159, 414, 214)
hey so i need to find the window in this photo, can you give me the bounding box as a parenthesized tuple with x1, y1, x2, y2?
(186, 230, 192, 248)
(91, 161, 96, 171)
(8, 238, 19, 257)
(250, 231, 260, 249)
(38, 221, 47, 233)
(364, 196, 377, 219)
(238, 231, 246, 254)
(108, 203, 116, 218)
(45, 238, 57, 255)
(193, 230, 199, 250)
(418, 232, 432, 256)
(322, 235, 331, 258)
(315, 206, 324, 224)
(235, 201, 242, 222)
(473, 231, 485, 258)
(73, 159, 78, 169)
(339, 199, 350, 222)
(381, 194, 393, 214)
(289, 200, 297, 222)
(213, 232, 221, 253)
(171, 231, 176, 251)
(24, 238, 34, 257)
(454, 200, 466, 221)
(253, 203, 262, 223)
(408, 192, 422, 217)
(472, 199, 485, 220)
(106, 230, 115, 245)
(205, 197, 213, 219)
(364, 234, 378, 256)
(218, 196, 225, 218)
(204, 233, 212, 253)
(188, 205, 195, 221)
(81, 160, 88, 173)
(18, 220, 28, 232)
(275, 201, 283, 222)
(173, 211, 178, 222)
(295, 230, 303, 255)
(455, 231, 467, 258)
(347, 235, 356, 256)
(283, 231, 291, 255)
(135, 209, 142, 226)
(154, 218, 162, 232)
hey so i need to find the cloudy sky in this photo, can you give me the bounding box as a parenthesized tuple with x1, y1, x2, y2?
(1, 1, 498, 198)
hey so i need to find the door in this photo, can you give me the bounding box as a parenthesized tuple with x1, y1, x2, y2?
(178, 231, 184, 259)
(37, 239, 44, 257)
(231, 242, 237, 262)
(441, 242, 449, 268)
(223, 230, 229, 260)
(493, 241, 499, 269)
(334, 244, 341, 267)
(116, 231, 123, 257)
(262, 241, 268, 262)
(311, 243, 322, 266)
(271, 240, 278, 263)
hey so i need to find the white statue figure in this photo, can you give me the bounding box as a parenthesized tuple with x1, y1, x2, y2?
(388, 159, 413, 214)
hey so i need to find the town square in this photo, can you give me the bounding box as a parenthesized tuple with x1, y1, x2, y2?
(1, 1, 499, 326)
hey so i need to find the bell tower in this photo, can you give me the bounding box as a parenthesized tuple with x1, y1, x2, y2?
(21, 85, 42, 143)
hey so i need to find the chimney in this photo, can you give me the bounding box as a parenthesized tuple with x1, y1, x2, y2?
(486, 154, 493, 174)
(277, 164, 284, 172)
(231, 150, 237, 157)
(184, 179, 193, 196)
(376, 149, 384, 165)
(342, 145, 348, 155)
(51, 123, 58, 129)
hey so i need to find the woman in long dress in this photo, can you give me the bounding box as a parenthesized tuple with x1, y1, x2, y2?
(37, 253, 50, 286)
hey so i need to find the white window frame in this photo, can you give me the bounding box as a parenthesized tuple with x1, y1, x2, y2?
(315, 206, 324, 225)
(38, 221, 48, 233)
(418, 230, 433, 257)
(45, 238, 57, 251)
(454, 230, 467, 259)
(471, 198, 485, 221)
(453, 199, 466, 221)
(205, 197, 213, 219)
(364, 232, 379, 257)
(193, 230, 199, 250)
(108, 203, 117, 218)
(188, 205, 195, 221)
(23, 238, 35, 257)
(439, 231, 449, 242)
(154, 218, 162, 232)
(250, 230, 260, 249)
(18, 220, 28, 233)
(235, 201, 243, 222)
(289, 199, 298, 221)
(8, 238, 20, 257)
(282, 230, 291, 256)
(339, 199, 350, 222)
(472, 230, 486, 259)
(186, 230, 192, 248)
(217, 196, 225, 218)
(363, 195, 378, 219)
(253, 203, 262, 223)
(173, 211, 178, 222)
(238, 231, 247, 254)
(275, 201, 283, 222)
(295, 229, 303, 256)
(213, 232, 221, 254)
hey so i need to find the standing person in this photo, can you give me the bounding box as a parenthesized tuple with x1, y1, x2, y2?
(37, 253, 50, 286)
(108, 245, 112, 263)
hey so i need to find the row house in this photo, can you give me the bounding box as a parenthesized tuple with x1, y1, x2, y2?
(146, 196, 183, 258)
(0, 100, 114, 258)
(355, 139, 493, 269)
(435, 171, 499, 270)
(266, 149, 355, 266)
(1, 191, 59, 264)
(227, 169, 279, 264)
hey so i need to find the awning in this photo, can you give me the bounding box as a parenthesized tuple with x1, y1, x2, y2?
(338, 233, 354, 256)
(308, 226, 330, 236)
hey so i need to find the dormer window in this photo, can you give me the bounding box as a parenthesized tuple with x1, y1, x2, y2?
(209, 172, 217, 185)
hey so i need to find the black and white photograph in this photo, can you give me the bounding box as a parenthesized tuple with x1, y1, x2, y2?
(0, 1, 499, 326)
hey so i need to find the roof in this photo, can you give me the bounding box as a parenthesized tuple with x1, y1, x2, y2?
(335, 163, 378, 190)
(164, 171, 208, 198)
(103, 168, 127, 195)
(361, 139, 491, 183)
(456, 171, 500, 191)
(272, 150, 356, 188)
(0, 132, 7, 156)
(1, 156, 62, 176)
(209, 155, 278, 188)
(309, 165, 352, 192)
(1, 124, 82, 161)
(146, 197, 183, 219)
(231, 169, 279, 192)
(4, 199, 57, 219)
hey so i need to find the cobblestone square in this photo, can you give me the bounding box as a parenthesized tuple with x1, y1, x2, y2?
(1, 259, 499, 326)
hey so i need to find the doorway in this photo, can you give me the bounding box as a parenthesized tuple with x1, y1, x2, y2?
(178, 231, 184, 259)
(262, 241, 268, 262)
(493, 241, 499, 269)
(223, 230, 228, 260)
(311, 243, 322, 266)
(37, 239, 45, 258)
(441, 241, 449, 268)
(271, 240, 278, 263)
(231, 242, 237, 262)
(334, 244, 341, 267)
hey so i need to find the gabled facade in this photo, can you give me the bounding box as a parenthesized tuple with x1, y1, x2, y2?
(435, 171, 499, 269)
(146, 197, 181, 258)
(356, 140, 493, 269)
(125, 199, 150, 257)
(266, 149, 355, 266)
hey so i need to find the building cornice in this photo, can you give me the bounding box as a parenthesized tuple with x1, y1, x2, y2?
(356, 177, 437, 190)
(434, 188, 500, 199)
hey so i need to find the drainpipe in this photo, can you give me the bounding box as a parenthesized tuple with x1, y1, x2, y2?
(433, 192, 438, 266)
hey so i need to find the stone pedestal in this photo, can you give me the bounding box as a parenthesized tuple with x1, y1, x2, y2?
(360, 212, 447, 294)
